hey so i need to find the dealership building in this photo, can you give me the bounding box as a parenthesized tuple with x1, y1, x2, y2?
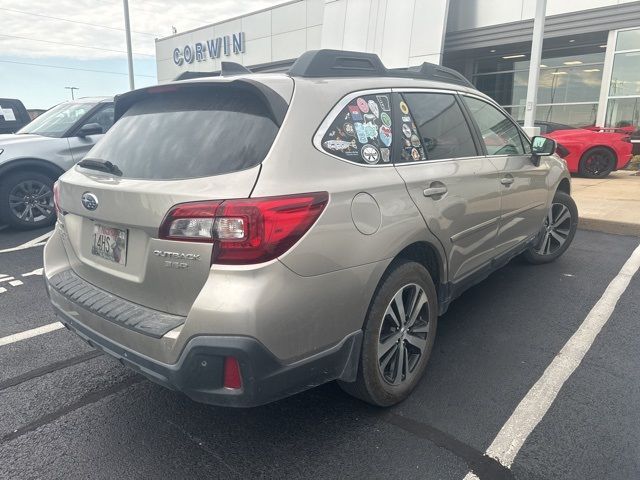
(156, 0, 640, 130)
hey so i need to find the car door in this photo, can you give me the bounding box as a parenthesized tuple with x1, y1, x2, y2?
(67, 104, 115, 162)
(461, 95, 549, 255)
(392, 90, 502, 283)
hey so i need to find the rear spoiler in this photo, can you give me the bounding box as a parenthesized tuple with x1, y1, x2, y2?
(113, 78, 289, 127)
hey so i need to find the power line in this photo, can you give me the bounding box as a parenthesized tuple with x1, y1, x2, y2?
(0, 33, 154, 57)
(0, 59, 155, 78)
(0, 6, 159, 37)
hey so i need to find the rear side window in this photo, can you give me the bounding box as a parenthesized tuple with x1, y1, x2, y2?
(403, 93, 477, 160)
(320, 94, 393, 165)
(462, 96, 526, 156)
(87, 88, 279, 180)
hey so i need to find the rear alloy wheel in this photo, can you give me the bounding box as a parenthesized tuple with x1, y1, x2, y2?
(0, 172, 56, 229)
(339, 260, 437, 407)
(522, 191, 578, 264)
(578, 147, 615, 178)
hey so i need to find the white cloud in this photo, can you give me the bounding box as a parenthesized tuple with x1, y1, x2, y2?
(0, 0, 284, 59)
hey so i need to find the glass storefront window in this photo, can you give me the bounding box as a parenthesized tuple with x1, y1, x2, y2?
(609, 52, 640, 97)
(616, 28, 640, 51)
(470, 44, 605, 127)
(537, 67, 603, 104)
(605, 97, 640, 129)
(506, 103, 598, 127)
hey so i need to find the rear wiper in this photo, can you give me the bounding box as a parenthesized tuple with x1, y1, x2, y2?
(77, 158, 122, 176)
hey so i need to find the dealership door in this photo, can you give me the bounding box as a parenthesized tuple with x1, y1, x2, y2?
(392, 91, 502, 283)
(461, 95, 549, 255)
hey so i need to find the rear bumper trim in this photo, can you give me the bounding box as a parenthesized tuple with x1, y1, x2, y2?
(49, 296, 362, 407)
(49, 269, 185, 339)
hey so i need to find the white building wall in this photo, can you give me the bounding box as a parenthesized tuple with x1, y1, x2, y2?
(447, 0, 638, 32)
(155, 0, 325, 83)
(321, 0, 451, 67)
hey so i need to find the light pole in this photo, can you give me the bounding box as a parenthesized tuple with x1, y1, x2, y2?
(522, 0, 547, 136)
(123, 0, 135, 90)
(65, 86, 79, 100)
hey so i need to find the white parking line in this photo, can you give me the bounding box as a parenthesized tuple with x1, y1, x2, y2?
(463, 242, 640, 478)
(0, 322, 64, 347)
(0, 230, 53, 254)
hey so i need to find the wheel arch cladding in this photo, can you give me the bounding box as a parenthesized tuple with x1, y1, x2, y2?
(393, 242, 443, 295)
(557, 177, 571, 195)
(0, 158, 65, 183)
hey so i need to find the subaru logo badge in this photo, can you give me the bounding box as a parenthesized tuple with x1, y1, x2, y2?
(81, 192, 99, 211)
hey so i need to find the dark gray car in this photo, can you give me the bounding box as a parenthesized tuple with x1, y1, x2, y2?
(0, 97, 114, 229)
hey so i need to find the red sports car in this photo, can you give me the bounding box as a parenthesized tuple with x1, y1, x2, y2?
(531, 121, 634, 178)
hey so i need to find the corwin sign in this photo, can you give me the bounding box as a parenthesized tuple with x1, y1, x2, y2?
(173, 32, 245, 66)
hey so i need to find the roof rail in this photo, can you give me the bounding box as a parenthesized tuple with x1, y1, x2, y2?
(288, 49, 387, 78)
(172, 62, 253, 81)
(288, 49, 474, 88)
(220, 61, 252, 76)
(391, 63, 474, 88)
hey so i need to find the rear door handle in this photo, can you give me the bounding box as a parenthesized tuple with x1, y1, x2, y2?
(423, 186, 448, 197)
(500, 177, 514, 186)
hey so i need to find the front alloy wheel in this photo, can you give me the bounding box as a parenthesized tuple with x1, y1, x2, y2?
(534, 202, 572, 256)
(522, 191, 578, 265)
(378, 284, 430, 386)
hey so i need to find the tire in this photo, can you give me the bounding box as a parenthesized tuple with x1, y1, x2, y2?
(578, 147, 615, 178)
(339, 260, 438, 407)
(521, 191, 578, 265)
(0, 171, 57, 230)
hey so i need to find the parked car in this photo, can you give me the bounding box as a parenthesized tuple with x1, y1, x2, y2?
(44, 50, 577, 408)
(0, 98, 31, 134)
(521, 121, 633, 178)
(0, 97, 114, 229)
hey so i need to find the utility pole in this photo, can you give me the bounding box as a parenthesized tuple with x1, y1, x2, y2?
(65, 86, 79, 100)
(123, 0, 135, 90)
(523, 0, 547, 136)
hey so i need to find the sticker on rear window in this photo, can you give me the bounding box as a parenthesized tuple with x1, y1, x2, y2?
(321, 94, 392, 165)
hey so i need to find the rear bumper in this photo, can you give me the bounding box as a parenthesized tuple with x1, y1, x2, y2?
(49, 293, 362, 407)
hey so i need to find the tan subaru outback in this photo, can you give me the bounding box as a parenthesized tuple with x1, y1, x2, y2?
(44, 50, 577, 407)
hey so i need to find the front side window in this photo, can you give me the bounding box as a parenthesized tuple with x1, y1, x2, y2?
(402, 93, 477, 160)
(320, 93, 393, 165)
(81, 105, 115, 134)
(17, 102, 97, 137)
(463, 96, 525, 156)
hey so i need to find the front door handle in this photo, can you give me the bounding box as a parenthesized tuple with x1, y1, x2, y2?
(500, 176, 515, 186)
(423, 186, 448, 197)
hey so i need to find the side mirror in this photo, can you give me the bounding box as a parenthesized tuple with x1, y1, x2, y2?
(78, 123, 103, 137)
(531, 136, 556, 156)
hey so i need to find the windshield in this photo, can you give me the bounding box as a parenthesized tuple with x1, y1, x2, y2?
(85, 88, 279, 180)
(17, 102, 97, 137)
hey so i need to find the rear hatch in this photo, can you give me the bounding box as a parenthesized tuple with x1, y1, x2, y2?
(56, 79, 292, 316)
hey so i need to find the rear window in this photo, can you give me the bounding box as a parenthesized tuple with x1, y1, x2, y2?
(87, 88, 279, 180)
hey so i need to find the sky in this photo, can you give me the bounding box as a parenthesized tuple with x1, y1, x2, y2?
(0, 0, 284, 109)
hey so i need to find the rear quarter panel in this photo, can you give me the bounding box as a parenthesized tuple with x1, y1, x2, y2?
(252, 79, 447, 280)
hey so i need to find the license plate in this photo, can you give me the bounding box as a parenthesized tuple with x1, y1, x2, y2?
(91, 223, 127, 265)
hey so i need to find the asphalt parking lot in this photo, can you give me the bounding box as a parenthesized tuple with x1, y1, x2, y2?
(0, 225, 638, 479)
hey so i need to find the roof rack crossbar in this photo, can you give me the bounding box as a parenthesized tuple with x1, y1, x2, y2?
(288, 49, 474, 88)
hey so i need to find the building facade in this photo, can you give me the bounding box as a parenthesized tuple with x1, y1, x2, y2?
(155, 0, 640, 130)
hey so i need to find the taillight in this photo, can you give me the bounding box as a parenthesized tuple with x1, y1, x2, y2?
(158, 192, 329, 265)
(53, 181, 62, 214)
